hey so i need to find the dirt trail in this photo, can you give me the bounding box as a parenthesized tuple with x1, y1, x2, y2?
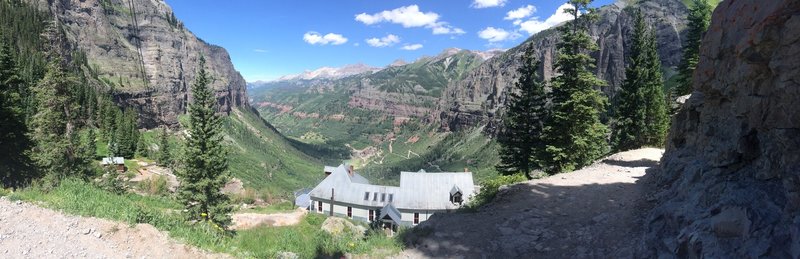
(0, 198, 228, 259)
(231, 208, 308, 230)
(396, 148, 664, 258)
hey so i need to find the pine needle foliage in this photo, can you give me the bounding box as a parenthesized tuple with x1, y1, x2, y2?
(611, 10, 670, 151)
(175, 56, 232, 230)
(540, 0, 609, 174)
(496, 47, 547, 180)
(674, 0, 711, 96)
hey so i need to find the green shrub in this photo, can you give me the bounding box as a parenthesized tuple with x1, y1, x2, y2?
(464, 173, 527, 210)
(137, 175, 168, 196)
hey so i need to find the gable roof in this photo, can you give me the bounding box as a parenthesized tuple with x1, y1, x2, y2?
(379, 204, 402, 223)
(309, 164, 475, 211)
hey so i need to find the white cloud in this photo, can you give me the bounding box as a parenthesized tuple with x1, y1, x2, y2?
(401, 44, 423, 50)
(518, 3, 576, 35)
(253, 49, 268, 53)
(505, 5, 536, 20)
(478, 27, 519, 42)
(303, 32, 348, 45)
(366, 34, 401, 47)
(471, 0, 507, 9)
(355, 5, 464, 35)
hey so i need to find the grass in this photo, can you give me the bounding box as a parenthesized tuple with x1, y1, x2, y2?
(9, 178, 403, 258)
(241, 201, 296, 214)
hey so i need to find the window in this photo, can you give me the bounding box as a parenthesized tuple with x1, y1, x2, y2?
(373, 192, 378, 201)
(381, 193, 386, 202)
(317, 201, 323, 213)
(347, 206, 352, 218)
(388, 194, 393, 203)
(364, 192, 370, 200)
(413, 213, 420, 225)
(369, 210, 374, 221)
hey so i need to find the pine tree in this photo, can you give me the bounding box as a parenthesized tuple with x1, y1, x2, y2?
(176, 56, 232, 229)
(496, 47, 547, 180)
(674, 0, 711, 96)
(156, 127, 172, 166)
(0, 34, 33, 184)
(28, 59, 77, 180)
(612, 10, 669, 151)
(540, 0, 609, 174)
(113, 109, 138, 158)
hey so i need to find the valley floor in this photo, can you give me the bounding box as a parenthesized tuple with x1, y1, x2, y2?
(0, 198, 228, 259)
(395, 148, 664, 258)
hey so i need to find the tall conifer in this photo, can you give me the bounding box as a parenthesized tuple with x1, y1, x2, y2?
(612, 10, 669, 151)
(176, 56, 232, 229)
(674, 0, 711, 96)
(496, 47, 547, 180)
(540, 0, 609, 174)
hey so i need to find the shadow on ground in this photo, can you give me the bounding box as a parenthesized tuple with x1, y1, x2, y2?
(397, 166, 661, 258)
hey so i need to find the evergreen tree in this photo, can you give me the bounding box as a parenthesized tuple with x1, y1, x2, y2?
(28, 59, 77, 180)
(176, 57, 232, 229)
(674, 0, 711, 96)
(136, 133, 148, 158)
(612, 10, 670, 151)
(0, 34, 33, 184)
(157, 127, 172, 166)
(113, 109, 138, 158)
(496, 47, 547, 180)
(540, 0, 609, 174)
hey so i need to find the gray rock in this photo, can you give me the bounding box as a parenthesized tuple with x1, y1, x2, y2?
(320, 217, 366, 239)
(31, 0, 249, 129)
(276, 251, 298, 259)
(643, 0, 800, 257)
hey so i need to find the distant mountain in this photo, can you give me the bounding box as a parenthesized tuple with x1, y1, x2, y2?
(277, 63, 382, 81)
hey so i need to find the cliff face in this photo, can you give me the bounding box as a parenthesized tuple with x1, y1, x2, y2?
(35, 0, 248, 128)
(439, 0, 688, 132)
(644, 1, 800, 257)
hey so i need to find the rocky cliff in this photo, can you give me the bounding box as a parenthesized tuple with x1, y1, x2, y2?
(33, 0, 248, 128)
(439, 0, 688, 132)
(644, 1, 800, 257)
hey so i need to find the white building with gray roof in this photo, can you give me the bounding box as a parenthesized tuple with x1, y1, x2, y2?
(307, 164, 475, 228)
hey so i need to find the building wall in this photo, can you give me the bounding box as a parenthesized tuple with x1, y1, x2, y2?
(309, 197, 448, 226)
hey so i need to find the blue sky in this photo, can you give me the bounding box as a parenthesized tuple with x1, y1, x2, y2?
(166, 0, 613, 82)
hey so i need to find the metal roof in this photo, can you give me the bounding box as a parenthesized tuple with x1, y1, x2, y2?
(309, 164, 475, 211)
(379, 204, 402, 223)
(100, 157, 125, 165)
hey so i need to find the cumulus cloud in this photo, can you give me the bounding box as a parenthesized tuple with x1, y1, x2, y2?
(303, 32, 348, 45)
(366, 34, 401, 47)
(253, 49, 268, 53)
(355, 5, 464, 35)
(505, 5, 536, 20)
(400, 44, 423, 50)
(471, 0, 507, 9)
(518, 3, 576, 35)
(478, 27, 520, 42)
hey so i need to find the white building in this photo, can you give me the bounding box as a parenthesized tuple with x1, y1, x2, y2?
(306, 164, 475, 228)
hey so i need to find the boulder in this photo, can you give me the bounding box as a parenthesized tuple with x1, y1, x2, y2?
(320, 217, 366, 239)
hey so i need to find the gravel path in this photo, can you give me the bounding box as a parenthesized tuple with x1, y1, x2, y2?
(396, 148, 664, 258)
(0, 198, 228, 259)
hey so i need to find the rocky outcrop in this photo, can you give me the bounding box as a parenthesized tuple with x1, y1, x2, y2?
(33, 0, 248, 128)
(439, 0, 689, 132)
(644, 1, 800, 257)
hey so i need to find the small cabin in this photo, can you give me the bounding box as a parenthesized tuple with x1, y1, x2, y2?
(101, 157, 125, 172)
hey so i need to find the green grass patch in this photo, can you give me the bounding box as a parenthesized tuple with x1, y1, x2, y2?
(11, 179, 402, 258)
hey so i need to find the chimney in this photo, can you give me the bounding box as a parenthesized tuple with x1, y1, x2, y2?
(348, 165, 355, 176)
(464, 167, 469, 173)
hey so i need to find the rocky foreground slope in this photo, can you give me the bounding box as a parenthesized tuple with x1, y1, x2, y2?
(31, 0, 248, 128)
(644, 1, 800, 258)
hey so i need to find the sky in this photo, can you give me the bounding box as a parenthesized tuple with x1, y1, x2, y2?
(166, 0, 614, 82)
